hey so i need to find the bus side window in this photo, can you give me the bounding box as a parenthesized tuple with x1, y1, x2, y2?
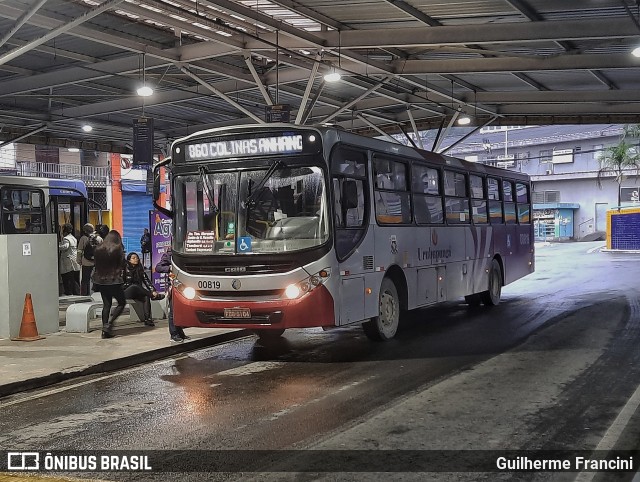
(516, 182, 530, 223)
(1, 188, 45, 234)
(373, 157, 411, 224)
(503, 180, 516, 224)
(412, 164, 443, 225)
(487, 177, 503, 224)
(444, 170, 469, 224)
(330, 146, 368, 260)
(470, 174, 487, 224)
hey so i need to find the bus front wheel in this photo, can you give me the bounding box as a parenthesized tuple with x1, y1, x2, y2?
(363, 278, 399, 341)
(481, 259, 502, 306)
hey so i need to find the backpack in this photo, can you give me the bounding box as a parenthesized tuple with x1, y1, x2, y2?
(83, 234, 99, 261)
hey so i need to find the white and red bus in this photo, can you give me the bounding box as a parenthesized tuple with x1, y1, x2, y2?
(153, 124, 534, 341)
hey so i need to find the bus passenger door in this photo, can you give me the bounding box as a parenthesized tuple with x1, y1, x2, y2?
(53, 197, 86, 238)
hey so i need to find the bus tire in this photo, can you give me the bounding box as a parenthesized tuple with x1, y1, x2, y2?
(363, 278, 399, 341)
(254, 328, 285, 340)
(481, 259, 502, 306)
(465, 293, 482, 307)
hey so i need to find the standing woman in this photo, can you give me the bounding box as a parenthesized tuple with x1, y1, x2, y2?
(59, 223, 80, 295)
(92, 230, 126, 339)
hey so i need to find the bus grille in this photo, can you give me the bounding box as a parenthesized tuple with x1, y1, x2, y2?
(196, 310, 283, 325)
(183, 260, 296, 275)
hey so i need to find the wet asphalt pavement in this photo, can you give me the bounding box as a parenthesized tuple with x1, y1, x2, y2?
(1, 242, 640, 481)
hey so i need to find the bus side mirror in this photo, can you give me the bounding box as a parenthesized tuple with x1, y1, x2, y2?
(342, 180, 358, 210)
(152, 158, 173, 218)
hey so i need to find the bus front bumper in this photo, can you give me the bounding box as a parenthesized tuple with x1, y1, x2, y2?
(172, 284, 335, 329)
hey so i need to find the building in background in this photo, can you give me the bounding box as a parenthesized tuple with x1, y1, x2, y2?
(400, 124, 636, 241)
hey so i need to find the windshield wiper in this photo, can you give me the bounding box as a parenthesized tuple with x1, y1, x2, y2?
(199, 166, 219, 215)
(245, 160, 283, 208)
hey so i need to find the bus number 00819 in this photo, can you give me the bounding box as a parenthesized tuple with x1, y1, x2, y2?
(197, 280, 220, 289)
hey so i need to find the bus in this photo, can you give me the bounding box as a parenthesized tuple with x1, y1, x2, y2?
(0, 175, 89, 237)
(153, 124, 534, 341)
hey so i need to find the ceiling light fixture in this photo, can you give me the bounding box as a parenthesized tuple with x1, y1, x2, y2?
(137, 85, 153, 97)
(137, 53, 153, 97)
(68, 147, 80, 153)
(82, 124, 93, 132)
(324, 68, 341, 82)
(457, 115, 471, 125)
(632, 46, 640, 57)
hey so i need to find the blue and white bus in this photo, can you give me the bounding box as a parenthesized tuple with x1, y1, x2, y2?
(0, 175, 89, 237)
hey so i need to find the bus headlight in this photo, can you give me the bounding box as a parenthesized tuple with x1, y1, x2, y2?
(174, 278, 197, 300)
(284, 284, 301, 299)
(183, 287, 196, 300)
(282, 268, 331, 300)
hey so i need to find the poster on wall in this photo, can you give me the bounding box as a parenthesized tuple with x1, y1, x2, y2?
(150, 209, 172, 292)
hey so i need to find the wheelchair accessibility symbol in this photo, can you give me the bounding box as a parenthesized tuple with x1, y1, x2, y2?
(238, 236, 252, 252)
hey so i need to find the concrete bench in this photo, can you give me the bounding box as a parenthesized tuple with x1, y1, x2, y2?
(65, 293, 167, 333)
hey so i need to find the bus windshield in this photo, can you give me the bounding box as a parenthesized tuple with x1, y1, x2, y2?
(173, 165, 329, 255)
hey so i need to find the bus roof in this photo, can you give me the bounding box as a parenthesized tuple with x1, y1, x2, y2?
(0, 175, 88, 198)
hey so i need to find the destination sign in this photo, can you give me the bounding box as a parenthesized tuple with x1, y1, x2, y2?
(184, 134, 303, 161)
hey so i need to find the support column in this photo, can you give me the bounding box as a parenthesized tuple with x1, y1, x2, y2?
(110, 153, 123, 233)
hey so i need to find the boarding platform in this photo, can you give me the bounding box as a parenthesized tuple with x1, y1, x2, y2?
(0, 295, 249, 398)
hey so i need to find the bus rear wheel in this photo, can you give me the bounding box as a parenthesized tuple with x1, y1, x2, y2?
(363, 278, 399, 341)
(481, 259, 502, 306)
(254, 328, 285, 340)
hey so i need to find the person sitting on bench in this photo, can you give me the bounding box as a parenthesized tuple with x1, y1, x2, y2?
(123, 252, 164, 327)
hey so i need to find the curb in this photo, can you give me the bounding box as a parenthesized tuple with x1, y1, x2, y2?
(0, 329, 251, 399)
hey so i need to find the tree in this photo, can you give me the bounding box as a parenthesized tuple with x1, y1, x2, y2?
(597, 125, 640, 209)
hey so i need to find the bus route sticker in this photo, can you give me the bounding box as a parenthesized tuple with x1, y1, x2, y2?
(185, 231, 216, 253)
(238, 236, 252, 253)
(390, 235, 398, 254)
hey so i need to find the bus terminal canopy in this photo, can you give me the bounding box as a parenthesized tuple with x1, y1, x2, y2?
(1, 0, 640, 152)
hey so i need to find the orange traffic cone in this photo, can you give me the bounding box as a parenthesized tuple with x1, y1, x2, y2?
(11, 293, 45, 341)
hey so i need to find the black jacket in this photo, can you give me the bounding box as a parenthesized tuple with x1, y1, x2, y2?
(123, 262, 153, 291)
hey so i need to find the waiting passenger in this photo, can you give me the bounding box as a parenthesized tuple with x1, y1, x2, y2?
(123, 252, 163, 327)
(59, 223, 80, 295)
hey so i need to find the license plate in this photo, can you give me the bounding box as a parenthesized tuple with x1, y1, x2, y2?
(224, 308, 251, 319)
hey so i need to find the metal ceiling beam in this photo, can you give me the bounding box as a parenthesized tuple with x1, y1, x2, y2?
(0, 55, 170, 97)
(498, 103, 640, 114)
(387, 53, 640, 74)
(356, 114, 401, 143)
(0, 124, 47, 148)
(260, 18, 640, 49)
(0, 4, 182, 62)
(177, 65, 265, 124)
(464, 90, 640, 103)
(0, 0, 126, 66)
(269, 0, 352, 30)
(196, 0, 326, 47)
(407, 109, 423, 148)
(295, 52, 321, 125)
(383, 0, 440, 26)
(320, 77, 392, 124)
(243, 50, 274, 106)
(119, 2, 244, 50)
(0, 0, 48, 49)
